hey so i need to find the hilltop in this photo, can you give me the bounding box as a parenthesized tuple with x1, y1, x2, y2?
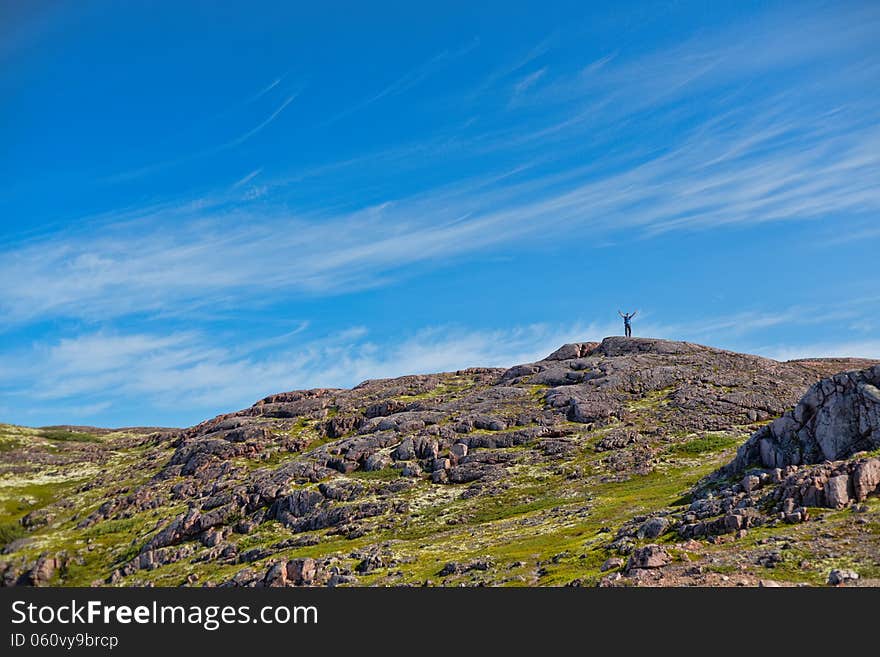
(1, 337, 878, 587)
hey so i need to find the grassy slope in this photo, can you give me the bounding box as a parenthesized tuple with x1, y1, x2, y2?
(2, 377, 877, 587)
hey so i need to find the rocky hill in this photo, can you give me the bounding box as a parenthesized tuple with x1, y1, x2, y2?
(1, 337, 878, 587)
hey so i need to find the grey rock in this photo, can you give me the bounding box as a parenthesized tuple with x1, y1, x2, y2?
(824, 474, 851, 509)
(29, 555, 58, 586)
(413, 437, 439, 459)
(431, 458, 451, 472)
(828, 569, 859, 586)
(392, 437, 415, 461)
(355, 553, 386, 573)
(286, 558, 317, 585)
(264, 562, 288, 587)
(600, 557, 624, 572)
(626, 544, 671, 570)
(544, 342, 599, 361)
(364, 399, 407, 418)
(595, 430, 641, 452)
(565, 393, 621, 425)
(363, 453, 391, 471)
(852, 459, 880, 501)
(17, 335, 876, 589)
(637, 517, 669, 539)
(742, 475, 761, 493)
(439, 562, 461, 576)
(599, 572, 623, 586)
(727, 365, 880, 473)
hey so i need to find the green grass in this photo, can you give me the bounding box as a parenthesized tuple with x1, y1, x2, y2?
(0, 438, 22, 452)
(0, 403, 737, 587)
(0, 426, 180, 586)
(0, 481, 74, 521)
(468, 494, 570, 526)
(2, 374, 875, 589)
(38, 428, 101, 443)
(0, 424, 39, 451)
(348, 468, 401, 481)
(347, 457, 723, 586)
(395, 376, 481, 402)
(670, 432, 743, 456)
(626, 386, 675, 411)
(0, 520, 26, 549)
(81, 517, 141, 538)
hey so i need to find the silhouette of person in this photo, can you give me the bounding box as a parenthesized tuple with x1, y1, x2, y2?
(618, 310, 637, 337)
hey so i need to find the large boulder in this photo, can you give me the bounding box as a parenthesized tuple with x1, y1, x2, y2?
(726, 365, 880, 473)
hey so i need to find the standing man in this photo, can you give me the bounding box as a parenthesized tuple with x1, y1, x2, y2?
(618, 310, 637, 337)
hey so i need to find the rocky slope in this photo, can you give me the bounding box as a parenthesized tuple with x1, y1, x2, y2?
(607, 363, 880, 586)
(1, 337, 878, 587)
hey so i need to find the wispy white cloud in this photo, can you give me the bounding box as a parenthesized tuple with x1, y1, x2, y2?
(224, 93, 299, 148)
(467, 33, 556, 100)
(246, 75, 285, 104)
(820, 223, 880, 246)
(9, 401, 114, 422)
(516, 3, 879, 112)
(2, 87, 878, 326)
(231, 167, 263, 189)
(581, 52, 615, 75)
(762, 340, 880, 362)
(4, 302, 877, 425)
(321, 38, 480, 126)
(511, 67, 546, 101)
(0, 321, 608, 423)
(459, 3, 880, 163)
(242, 184, 268, 200)
(103, 85, 300, 183)
(2, 4, 878, 368)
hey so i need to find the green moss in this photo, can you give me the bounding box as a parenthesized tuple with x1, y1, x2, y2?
(82, 517, 141, 538)
(3, 362, 875, 589)
(0, 520, 26, 549)
(0, 438, 22, 452)
(38, 428, 101, 443)
(670, 432, 743, 456)
(626, 386, 675, 411)
(469, 495, 569, 525)
(347, 468, 400, 481)
(395, 376, 481, 402)
(0, 481, 77, 522)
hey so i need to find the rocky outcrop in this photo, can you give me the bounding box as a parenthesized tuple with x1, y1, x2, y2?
(660, 365, 880, 543)
(544, 342, 600, 360)
(619, 451, 880, 544)
(772, 456, 880, 509)
(727, 365, 880, 472)
(670, 457, 880, 538)
(1, 554, 63, 587)
(3, 336, 877, 588)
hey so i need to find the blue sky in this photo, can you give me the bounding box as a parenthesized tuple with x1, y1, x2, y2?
(1, 0, 879, 428)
